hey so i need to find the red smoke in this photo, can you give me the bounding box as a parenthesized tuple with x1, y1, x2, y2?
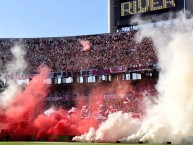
(0, 66, 99, 141)
(79, 40, 91, 51)
(0, 65, 149, 141)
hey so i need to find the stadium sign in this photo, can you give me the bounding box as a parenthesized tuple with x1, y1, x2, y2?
(115, 0, 184, 28)
(92, 68, 111, 76)
(110, 65, 127, 73)
(121, 0, 176, 17)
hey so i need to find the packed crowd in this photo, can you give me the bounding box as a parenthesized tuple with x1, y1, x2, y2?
(45, 78, 157, 119)
(0, 31, 157, 73)
(0, 31, 158, 120)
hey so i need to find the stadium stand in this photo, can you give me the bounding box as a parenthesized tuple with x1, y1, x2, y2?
(0, 31, 158, 119)
(0, 31, 157, 73)
(0, 30, 159, 141)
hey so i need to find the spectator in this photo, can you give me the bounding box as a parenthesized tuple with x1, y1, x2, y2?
(0, 31, 157, 73)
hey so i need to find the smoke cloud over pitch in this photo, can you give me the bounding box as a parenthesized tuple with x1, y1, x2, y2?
(73, 112, 141, 142)
(121, 13, 193, 144)
(1, 12, 193, 143)
(74, 13, 193, 144)
(0, 45, 99, 140)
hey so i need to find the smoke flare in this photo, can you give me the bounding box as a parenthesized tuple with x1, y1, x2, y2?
(73, 13, 193, 144)
(121, 13, 193, 144)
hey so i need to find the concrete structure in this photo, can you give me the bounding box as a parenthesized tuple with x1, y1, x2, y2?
(186, 0, 193, 14)
(108, 0, 117, 33)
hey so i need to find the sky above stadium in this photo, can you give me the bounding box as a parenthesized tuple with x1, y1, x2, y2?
(0, 0, 108, 38)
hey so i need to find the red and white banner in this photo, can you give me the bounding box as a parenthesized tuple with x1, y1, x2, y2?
(92, 68, 110, 76)
(110, 65, 127, 73)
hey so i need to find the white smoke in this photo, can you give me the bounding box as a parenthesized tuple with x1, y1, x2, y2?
(73, 127, 96, 142)
(121, 13, 193, 144)
(73, 112, 141, 142)
(44, 107, 56, 116)
(74, 12, 193, 144)
(0, 45, 27, 107)
(6, 45, 27, 73)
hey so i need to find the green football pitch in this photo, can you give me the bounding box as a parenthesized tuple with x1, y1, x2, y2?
(0, 142, 173, 145)
(0, 142, 121, 145)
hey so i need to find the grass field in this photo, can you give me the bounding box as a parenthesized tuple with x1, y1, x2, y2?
(0, 142, 122, 145)
(0, 142, 171, 145)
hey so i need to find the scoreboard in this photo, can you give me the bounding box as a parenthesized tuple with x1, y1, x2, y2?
(121, 0, 176, 16)
(115, 0, 184, 28)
